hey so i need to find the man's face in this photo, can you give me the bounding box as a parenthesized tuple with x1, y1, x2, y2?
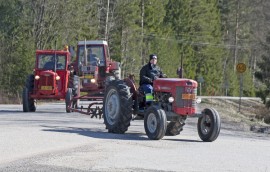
(150, 57, 157, 65)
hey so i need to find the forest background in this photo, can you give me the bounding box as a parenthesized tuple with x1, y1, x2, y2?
(1, 0, 270, 105)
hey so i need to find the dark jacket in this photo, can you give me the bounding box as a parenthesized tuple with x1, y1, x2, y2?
(139, 62, 165, 85)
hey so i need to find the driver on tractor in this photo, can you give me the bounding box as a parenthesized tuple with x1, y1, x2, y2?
(139, 54, 167, 103)
(88, 48, 99, 66)
(44, 56, 63, 70)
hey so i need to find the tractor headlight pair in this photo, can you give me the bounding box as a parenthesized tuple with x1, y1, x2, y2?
(83, 79, 96, 84)
(35, 75, 60, 81)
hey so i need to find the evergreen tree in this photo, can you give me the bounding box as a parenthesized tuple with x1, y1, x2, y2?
(255, 34, 270, 106)
(219, 0, 256, 96)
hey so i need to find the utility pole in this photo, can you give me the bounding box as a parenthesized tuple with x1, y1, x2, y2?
(105, 0, 110, 41)
(233, 0, 240, 72)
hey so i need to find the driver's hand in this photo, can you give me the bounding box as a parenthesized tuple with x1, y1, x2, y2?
(162, 74, 167, 78)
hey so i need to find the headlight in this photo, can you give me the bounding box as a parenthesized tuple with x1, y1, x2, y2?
(56, 76, 60, 80)
(196, 97, 201, 104)
(168, 97, 174, 103)
(90, 79, 96, 83)
(35, 75, 40, 80)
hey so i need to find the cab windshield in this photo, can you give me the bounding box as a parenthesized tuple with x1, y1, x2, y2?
(37, 54, 66, 70)
(78, 46, 105, 66)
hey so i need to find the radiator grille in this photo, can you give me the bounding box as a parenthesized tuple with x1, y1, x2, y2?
(176, 86, 196, 108)
(39, 75, 54, 86)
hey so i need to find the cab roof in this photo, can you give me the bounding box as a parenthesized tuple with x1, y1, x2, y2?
(78, 40, 108, 46)
(36, 50, 69, 55)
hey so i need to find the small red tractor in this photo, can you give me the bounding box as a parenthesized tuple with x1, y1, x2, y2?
(67, 40, 221, 142)
(22, 47, 72, 112)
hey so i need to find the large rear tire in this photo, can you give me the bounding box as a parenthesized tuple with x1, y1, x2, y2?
(65, 88, 72, 113)
(103, 80, 133, 134)
(22, 75, 36, 112)
(197, 108, 221, 142)
(144, 106, 167, 140)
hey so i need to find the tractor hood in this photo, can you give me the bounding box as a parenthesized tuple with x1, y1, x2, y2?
(40, 70, 57, 77)
(153, 78, 198, 92)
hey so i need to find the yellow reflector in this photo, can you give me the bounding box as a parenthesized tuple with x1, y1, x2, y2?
(182, 94, 195, 100)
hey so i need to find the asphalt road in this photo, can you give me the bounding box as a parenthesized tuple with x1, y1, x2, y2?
(0, 102, 269, 172)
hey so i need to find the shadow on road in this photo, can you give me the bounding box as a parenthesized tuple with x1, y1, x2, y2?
(0, 110, 22, 113)
(41, 125, 149, 141)
(0, 110, 66, 114)
(163, 138, 202, 142)
(41, 125, 204, 142)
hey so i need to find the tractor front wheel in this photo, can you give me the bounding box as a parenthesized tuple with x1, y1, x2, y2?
(103, 80, 133, 134)
(144, 106, 167, 140)
(197, 108, 221, 142)
(22, 75, 36, 112)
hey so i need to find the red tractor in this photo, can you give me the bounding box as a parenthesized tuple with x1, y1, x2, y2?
(103, 76, 221, 142)
(67, 40, 220, 142)
(22, 48, 72, 112)
(65, 40, 120, 115)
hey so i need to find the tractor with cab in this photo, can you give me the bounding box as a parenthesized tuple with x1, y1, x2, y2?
(22, 47, 72, 112)
(65, 40, 120, 116)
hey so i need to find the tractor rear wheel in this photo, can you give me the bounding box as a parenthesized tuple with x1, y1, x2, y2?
(22, 75, 36, 112)
(65, 88, 72, 113)
(144, 106, 167, 140)
(103, 80, 133, 134)
(197, 108, 221, 142)
(65, 88, 79, 113)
